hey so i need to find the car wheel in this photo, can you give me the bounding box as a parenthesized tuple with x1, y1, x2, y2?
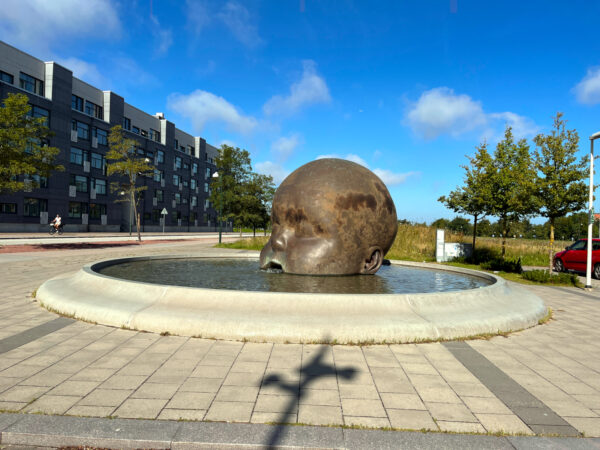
(554, 259, 564, 273)
(594, 263, 600, 280)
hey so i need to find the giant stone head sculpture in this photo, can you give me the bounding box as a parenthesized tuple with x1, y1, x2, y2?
(259, 158, 398, 275)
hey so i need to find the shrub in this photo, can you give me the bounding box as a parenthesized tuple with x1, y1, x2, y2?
(480, 257, 522, 274)
(522, 269, 580, 286)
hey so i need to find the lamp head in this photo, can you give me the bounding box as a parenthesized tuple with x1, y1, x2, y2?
(212, 172, 219, 178)
(591, 131, 600, 140)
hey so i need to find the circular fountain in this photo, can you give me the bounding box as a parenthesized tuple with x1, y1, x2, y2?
(36, 253, 547, 344)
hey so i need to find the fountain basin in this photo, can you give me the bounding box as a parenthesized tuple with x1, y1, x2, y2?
(36, 254, 547, 344)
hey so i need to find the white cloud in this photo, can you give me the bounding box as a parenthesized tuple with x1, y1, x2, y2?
(271, 133, 302, 161)
(405, 86, 537, 140)
(58, 57, 107, 88)
(186, 0, 262, 48)
(373, 169, 419, 186)
(255, 161, 290, 185)
(167, 90, 257, 134)
(150, 14, 173, 57)
(0, 0, 121, 53)
(488, 112, 539, 139)
(112, 57, 158, 87)
(219, 139, 236, 148)
(405, 87, 486, 139)
(218, 1, 263, 48)
(574, 67, 600, 105)
(315, 154, 416, 186)
(263, 60, 331, 116)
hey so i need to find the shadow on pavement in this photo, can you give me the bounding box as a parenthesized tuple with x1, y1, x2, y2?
(262, 343, 357, 448)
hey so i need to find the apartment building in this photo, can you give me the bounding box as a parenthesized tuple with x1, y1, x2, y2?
(0, 40, 226, 232)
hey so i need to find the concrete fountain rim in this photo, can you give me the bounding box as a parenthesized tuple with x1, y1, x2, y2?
(36, 252, 547, 344)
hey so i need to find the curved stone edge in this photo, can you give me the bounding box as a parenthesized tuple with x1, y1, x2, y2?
(36, 256, 548, 344)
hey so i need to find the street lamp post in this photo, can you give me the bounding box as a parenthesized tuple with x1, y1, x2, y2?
(211, 171, 222, 244)
(585, 131, 600, 289)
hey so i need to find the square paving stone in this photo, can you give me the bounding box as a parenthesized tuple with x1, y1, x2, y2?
(341, 398, 386, 417)
(300, 375, 339, 390)
(20, 371, 72, 387)
(100, 375, 147, 390)
(299, 389, 340, 406)
(425, 402, 478, 422)
(48, 380, 100, 397)
(344, 416, 391, 428)
(564, 417, 600, 437)
(66, 405, 115, 417)
(338, 384, 380, 399)
(179, 377, 223, 393)
(167, 392, 214, 409)
(0, 401, 25, 411)
(158, 408, 206, 420)
(415, 386, 462, 403)
(475, 413, 534, 434)
(0, 385, 48, 403)
(24, 394, 81, 414)
(387, 409, 438, 431)
(254, 394, 296, 413)
(297, 404, 343, 426)
(437, 421, 486, 433)
(380, 393, 426, 410)
(131, 383, 180, 399)
(223, 372, 263, 386)
(251, 411, 297, 424)
(190, 365, 230, 378)
(205, 401, 254, 422)
(461, 395, 512, 414)
(78, 389, 133, 407)
(113, 398, 168, 419)
(70, 368, 116, 382)
(215, 385, 259, 402)
(231, 361, 267, 373)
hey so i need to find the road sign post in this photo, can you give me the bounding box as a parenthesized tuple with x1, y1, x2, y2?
(161, 208, 168, 234)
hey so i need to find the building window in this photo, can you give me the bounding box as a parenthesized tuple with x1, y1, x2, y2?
(187, 145, 193, 155)
(175, 157, 182, 169)
(69, 174, 88, 193)
(183, 197, 188, 204)
(191, 179, 196, 190)
(70, 147, 85, 165)
(204, 199, 210, 209)
(152, 209, 161, 222)
(69, 202, 87, 218)
(171, 210, 181, 222)
(175, 193, 181, 204)
(19, 72, 44, 96)
(204, 182, 209, 193)
(140, 129, 148, 137)
(146, 150, 154, 160)
(191, 196, 197, 207)
(183, 162, 189, 170)
(0, 203, 17, 214)
(123, 117, 131, 130)
(91, 152, 104, 170)
(89, 203, 106, 219)
(71, 95, 83, 111)
(132, 126, 140, 134)
(155, 189, 163, 202)
(174, 139, 179, 149)
(192, 163, 198, 175)
(72, 120, 89, 140)
(157, 150, 164, 163)
(27, 105, 50, 127)
(23, 198, 47, 217)
(92, 178, 106, 195)
(205, 167, 211, 178)
(0, 71, 14, 84)
(173, 174, 180, 186)
(85, 100, 103, 119)
(183, 180, 189, 188)
(94, 128, 108, 145)
(26, 174, 48, 189)
(149, 129, 160, 142)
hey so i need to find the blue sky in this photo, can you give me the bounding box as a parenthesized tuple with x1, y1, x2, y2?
(2, 0, 600, 223)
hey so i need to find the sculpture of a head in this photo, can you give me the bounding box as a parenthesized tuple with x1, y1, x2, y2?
(259, 158, 398, 275)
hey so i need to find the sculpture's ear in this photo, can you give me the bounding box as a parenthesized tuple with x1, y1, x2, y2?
(361, 246, 383, 274)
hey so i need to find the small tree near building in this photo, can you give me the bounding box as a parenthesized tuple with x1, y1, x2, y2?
(533, 113, 588, 273)
(0, 93, 63, 194)
(106, 125, 155, 241)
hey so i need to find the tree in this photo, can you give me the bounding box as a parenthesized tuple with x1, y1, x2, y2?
(439, 142, 493, 251)
(106, 125, 155, 242)
(209, 145, 253, 234)
(240, 173, 275, 236)
(0, 93, 63, 193)
(488, 126, 538, 257)
(533, 113, 588, 272)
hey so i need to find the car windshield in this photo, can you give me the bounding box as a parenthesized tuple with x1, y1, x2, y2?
(570, 240, 587, 251)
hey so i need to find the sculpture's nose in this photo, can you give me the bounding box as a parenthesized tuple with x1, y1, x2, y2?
(271, 232, 288, 251)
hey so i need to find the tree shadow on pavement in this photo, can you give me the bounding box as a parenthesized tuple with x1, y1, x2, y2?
(261, 343, 357, 448)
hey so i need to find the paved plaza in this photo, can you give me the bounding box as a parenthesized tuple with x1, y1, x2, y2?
(1, 237, 600, 448)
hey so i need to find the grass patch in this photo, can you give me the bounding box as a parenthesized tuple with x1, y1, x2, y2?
(215, 236, 269, 251)
(522, 270, 581, 287)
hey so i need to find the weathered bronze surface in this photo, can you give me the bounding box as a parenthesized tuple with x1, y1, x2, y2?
(260, 158, 398, 275)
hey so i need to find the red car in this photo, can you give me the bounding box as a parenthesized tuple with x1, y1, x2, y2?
(553, 238, 600, 278)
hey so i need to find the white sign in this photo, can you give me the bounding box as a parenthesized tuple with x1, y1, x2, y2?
(161, 208, 168, 215)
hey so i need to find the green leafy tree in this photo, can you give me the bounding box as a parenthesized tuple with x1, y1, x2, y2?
(0, 93, 63, 193)
(209, 144, 253, 233)
(488, 126, 538, 257)
(533, 113, 588, 272)
(439, 143, 493, 251)
(106, 125, 155, 241)
(240, 172, 276, 236)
